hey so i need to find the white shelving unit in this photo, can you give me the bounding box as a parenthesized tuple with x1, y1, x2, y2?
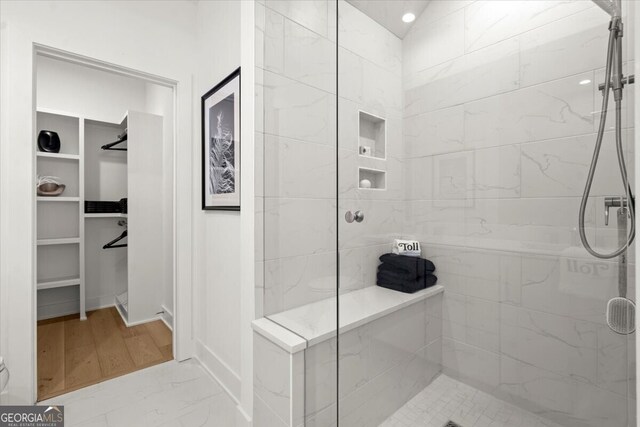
(37, 276, 81, 291)
(37, 238, 81, 246)
(36, 109, 163, 325)
(37, 197, 80, 202)
(117, 111, 164, 325)
(84, 213, 128, 219)
(36, 109, 86, 320)
(36, 152, 80, 161)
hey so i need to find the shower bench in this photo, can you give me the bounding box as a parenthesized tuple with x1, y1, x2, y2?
(252, 284, 444, 426)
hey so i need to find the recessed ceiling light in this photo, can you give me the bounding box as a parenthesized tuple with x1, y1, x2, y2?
(402, 13, 416, 23)
(579, 79, 592, 85)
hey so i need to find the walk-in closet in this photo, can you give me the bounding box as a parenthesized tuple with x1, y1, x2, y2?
(35, 54, 175, 400)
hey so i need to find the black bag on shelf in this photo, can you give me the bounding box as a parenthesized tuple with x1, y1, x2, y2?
(119, 198, 128, 214)
(85, 200, 122, 214)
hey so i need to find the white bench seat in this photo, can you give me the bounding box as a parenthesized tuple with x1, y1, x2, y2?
(253, 284, 444, 352)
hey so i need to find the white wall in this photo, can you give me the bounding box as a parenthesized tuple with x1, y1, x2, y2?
(0, 0, 197, 404)
(191, 2, 255, 423)
(37, 55, 148, 123)
(191, 0, 246, 415)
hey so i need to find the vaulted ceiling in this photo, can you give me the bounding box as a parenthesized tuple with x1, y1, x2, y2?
(346, 0, 430, 39)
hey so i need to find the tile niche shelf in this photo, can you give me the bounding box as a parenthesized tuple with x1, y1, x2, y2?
(358, 110, 386, 159)
(359, 167, 386, 190)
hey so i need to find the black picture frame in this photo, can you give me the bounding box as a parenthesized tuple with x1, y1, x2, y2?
(201, 67, 241, 211)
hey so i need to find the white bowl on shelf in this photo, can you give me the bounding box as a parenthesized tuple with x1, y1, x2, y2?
(360, 179, 372, 189)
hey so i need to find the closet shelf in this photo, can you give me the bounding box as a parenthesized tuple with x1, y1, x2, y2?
(37, 197, 80, 202)
(37, 237, 80, 246)
(37, 276, 80, 290)
(36, 152, 80, 160)
(85, 213, 128, 219)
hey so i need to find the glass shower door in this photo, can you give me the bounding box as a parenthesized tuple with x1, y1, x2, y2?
(257, 0, 339, 425)
(336, 1, 443, 425)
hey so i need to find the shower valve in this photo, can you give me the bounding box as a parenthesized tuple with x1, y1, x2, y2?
(598, 74, 635, 92)
(604, 196, 628, 225)
(344, 210, 364, 223)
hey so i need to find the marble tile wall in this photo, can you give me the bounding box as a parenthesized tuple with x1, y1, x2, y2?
(254, 333, 304, 427)
(258, 56, 338, 316)
(257, 0, 338, 318)
(304, 296, 442, 426)
(404, 1, 637, 427)
(337, 1, 406, 304)
(258, 0, 406, 316)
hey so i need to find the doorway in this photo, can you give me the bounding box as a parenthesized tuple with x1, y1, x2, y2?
(33, 47, 178, 401)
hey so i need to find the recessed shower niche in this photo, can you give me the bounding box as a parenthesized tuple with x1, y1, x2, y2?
(358, 110, 386, 159)
(358, 167, 386, 190)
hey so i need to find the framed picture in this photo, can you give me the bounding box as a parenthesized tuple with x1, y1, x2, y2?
(202, 67, 241, 210)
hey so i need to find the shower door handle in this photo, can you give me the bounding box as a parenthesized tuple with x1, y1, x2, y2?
(345, 210, 364, 223)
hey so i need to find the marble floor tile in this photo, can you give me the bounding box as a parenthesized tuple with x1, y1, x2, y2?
(381, 374, 562, 427)
(41, 360, 237, 427)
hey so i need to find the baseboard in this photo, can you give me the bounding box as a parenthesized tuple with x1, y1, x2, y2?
(37, 297, 162, 326)
(116, 310, 161, 328)
(37, 302, 80, 321)
(86, 296, 117, 311)
(194, 339, 242, 405)
(160, 304, 173, 331)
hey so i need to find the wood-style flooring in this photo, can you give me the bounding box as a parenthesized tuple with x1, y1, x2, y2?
(37, 306, 172, 401)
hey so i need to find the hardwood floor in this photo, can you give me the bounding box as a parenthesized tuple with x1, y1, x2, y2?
(37, 307, 172, 401)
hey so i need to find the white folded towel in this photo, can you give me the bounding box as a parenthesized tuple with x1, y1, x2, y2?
(392, 239, 421, 257)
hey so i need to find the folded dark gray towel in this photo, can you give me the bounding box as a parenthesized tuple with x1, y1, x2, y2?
(376, 266, 413, 282)
(378, 263, 423, 281)
(376, 272, 438, 293)
(377, 269, 434, 285)
(379, 253, 435, 277)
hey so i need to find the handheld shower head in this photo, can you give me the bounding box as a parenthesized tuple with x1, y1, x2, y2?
(578, 12, 635, 259)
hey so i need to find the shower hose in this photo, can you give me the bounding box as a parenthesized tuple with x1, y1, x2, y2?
(579, 16, 635, 259)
